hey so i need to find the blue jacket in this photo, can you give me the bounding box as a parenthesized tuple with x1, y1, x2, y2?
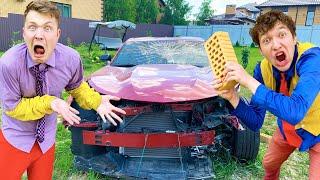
(232, 44, 320, 151)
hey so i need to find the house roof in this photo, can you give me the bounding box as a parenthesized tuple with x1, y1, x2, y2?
(257, 0, 320, 7)
(208, 11, 256, 25)
(211, 11, 256, 22)
(237, 3, 260, 12)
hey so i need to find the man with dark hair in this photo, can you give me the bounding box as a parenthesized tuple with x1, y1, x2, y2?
(213, 10, 320, 179)
(0, 1, 125, 179)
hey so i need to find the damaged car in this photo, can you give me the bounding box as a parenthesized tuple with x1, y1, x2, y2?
(68, 37, 260, 179)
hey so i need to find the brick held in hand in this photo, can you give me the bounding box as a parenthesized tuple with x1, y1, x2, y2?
(204, 31, 239, 90)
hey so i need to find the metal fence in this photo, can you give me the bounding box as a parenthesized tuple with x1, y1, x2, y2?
(174, 25, 320, 46)
(2, 13, 320, 51)
(0, 13, 173, 51)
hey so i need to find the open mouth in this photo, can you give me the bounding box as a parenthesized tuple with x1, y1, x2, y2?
(276, 52, 286, 62)
(34, 45, 45, 56)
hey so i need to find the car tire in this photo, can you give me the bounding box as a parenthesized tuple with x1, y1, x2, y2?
(232, 122, 260, 162)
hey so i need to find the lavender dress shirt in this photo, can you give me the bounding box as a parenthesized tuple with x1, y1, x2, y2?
(0, 43, 83, 153)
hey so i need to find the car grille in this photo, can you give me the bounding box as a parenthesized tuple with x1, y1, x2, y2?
(123, 112, 177, 132)
(122, 112, 186, 158)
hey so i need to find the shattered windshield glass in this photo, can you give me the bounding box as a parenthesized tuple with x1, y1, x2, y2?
(111, 39, 209, 67)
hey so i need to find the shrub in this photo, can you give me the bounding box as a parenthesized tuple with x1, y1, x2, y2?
(146, 30, 153, 37)
(241, 46, 250, 69)
(10, 31, 24, 47)
(235, 41, 240, 47)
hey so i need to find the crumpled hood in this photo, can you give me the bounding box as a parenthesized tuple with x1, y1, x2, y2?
(88, 64, 219, 103)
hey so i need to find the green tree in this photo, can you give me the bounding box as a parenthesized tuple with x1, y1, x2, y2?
(196, 0, 213, 25)
(135, 0, 159, 23)
(160, 0, 192, 25)
(103, 0, 136, 22)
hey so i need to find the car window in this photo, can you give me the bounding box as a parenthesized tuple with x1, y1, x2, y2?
(111, 39, 209, 67)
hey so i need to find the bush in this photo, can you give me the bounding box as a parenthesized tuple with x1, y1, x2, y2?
(68, 43, 106, 75)
(250, 42, 256, 48)
(235, 41, 240, 47)
(241, 46, 250, 69)
(10, 31, 24, 47)
(146, 30, 153, 37)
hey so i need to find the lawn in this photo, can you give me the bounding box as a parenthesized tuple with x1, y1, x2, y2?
(0, 44, 309, 179)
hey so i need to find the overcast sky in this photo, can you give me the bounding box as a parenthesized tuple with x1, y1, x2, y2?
(186, 0, 266, 19)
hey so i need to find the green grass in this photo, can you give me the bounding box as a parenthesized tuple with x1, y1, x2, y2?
(54, 124, 110, 180)
(53, 124, 74, 179)
(234, 46, 263, 74)
(68, 43, 112, 76)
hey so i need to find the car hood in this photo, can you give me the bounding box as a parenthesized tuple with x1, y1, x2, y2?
(88, 64, 219, 103)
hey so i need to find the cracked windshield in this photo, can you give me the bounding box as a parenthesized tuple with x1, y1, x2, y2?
(112, 39, 209, 67)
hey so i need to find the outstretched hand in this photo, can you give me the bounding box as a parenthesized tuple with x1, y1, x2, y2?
(96, 95, 126, 126)
(51, 98, 80, 125)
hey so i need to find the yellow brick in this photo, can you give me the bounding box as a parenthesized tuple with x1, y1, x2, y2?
(204, 31, 239, 90)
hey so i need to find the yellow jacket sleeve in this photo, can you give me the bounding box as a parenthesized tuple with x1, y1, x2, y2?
(5, 95, 56, 121)
(68, 82, 102, 110)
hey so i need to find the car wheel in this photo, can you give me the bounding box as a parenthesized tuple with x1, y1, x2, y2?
(232, 122, 260, 163)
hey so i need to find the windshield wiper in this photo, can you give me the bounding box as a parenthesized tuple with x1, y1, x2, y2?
(192, 64, 205, 68)
(112, 64, 137, 67)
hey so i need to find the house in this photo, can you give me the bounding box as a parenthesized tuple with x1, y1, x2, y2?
(0, 0, 103, 21)
(237, 2, 260, 20)
(206, 3, 260, 25)
(256, 0, 320, 26)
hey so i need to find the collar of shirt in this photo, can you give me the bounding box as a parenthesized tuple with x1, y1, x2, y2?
(26, 47, 56, 69)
